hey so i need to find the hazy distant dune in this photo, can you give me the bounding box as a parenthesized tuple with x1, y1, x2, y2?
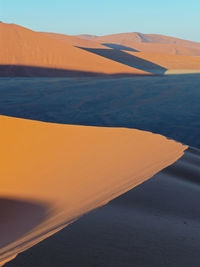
(42, 32, 106, 49)
(77, 32, 200, 56)
(78, 32, 200, 50)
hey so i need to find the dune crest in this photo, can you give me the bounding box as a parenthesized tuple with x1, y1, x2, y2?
(0, 115, 187, 265)
(77, 32, 200, 56)
(1, 23, 200, 76)
(0, 23, 148, 76)
(42, 32, 106, 49)
(78, 32, 200, 49)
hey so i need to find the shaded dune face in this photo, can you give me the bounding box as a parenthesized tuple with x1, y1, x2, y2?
(0, 65, 151, 78)
(0, 198, 48, 249)
(163, 147, 200, 185)
(0, 115, 186, 265)
(0, 75, 199, 148)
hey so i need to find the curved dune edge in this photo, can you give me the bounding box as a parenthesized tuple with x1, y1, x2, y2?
(0, 116, 187, 265)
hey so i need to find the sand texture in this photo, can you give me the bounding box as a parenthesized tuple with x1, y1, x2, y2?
(0, 115, 186, 265)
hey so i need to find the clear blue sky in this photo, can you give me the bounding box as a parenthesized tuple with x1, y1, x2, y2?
(1, 0, 200, 42)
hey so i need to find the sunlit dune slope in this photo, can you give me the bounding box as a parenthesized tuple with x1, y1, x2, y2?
(77, 32, 200, 56)
(0, 115, 186, 265)
(125, 52, 200, 74)
(40, 31, 200, 74)
(0, 23, 147, 76)
(43, 32, 106, 49)
(115, 42, 200, 56)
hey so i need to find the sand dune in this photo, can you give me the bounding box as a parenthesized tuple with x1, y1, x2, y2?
(43, 32, 200, 56)
(124, 52, 200, 74)
(1, 23, 200, 77)
(41, 31, 200, 73)
(78, 32, 200, 51)
(0, 115, 186, 265)
(42, 32, 106, 49)
(77, 33, 200, 56)
(5, 147, 200, 267)
(113, 41, 200, 56)
(0, 23, 147, 76)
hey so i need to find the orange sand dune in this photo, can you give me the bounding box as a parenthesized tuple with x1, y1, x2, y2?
(125, 52, 200, 74)
(43, 32, 106, 49)
(0, 23, 147, 76)
(39, 31, 200, 74)
(47, 32, 200, 56)
(0, 115, 186, 265)
(78, 32, 200, 56)
(139, 33, 200, 49)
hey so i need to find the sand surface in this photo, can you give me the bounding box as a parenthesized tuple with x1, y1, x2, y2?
(77, 32, 200, 46)
(77, 32, 200, 56)
(0, 115, 186, 265)
(43, 32, 106, 49)
(0, 23, 147, 76)
(125, 52, 200, 73)
(1, 23, 200, 77)
(6, 147, 200, 267)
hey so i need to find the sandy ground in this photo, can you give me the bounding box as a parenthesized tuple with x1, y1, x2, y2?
(77, 32, 200, 49)
(1, 23, 200, 77)
(5, 147, 200, 267)
(0, 115, 186, 265)
(1, 24, 200, 265)
(124, 52, 200, 73)
(77, 32, 200, 56)
(0, 23, 148, 76)
(43, 32, 106, 49)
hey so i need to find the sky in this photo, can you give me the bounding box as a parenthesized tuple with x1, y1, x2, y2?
(1, 0, 200, 42)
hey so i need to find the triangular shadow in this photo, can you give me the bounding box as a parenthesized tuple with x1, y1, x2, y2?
(78, 47, 167, 74)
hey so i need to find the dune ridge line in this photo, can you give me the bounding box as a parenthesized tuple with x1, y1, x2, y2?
(0, 115, 187, 265)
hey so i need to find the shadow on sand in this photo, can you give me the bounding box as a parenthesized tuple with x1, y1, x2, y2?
(78, 47, 167, 74)
(5, 147, 200, 267)
(0, 198, 48, 250)
(102, 43, 139, 52)
(0, 65, 156, 78)
(1, 73, 200, 266)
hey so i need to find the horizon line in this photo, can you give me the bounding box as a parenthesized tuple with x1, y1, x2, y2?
(1, 21, 200, 44)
